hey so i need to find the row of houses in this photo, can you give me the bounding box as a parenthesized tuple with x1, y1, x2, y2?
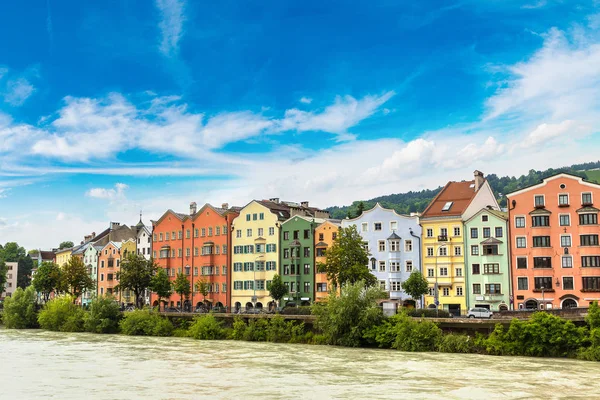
(23, 170, 600, 315)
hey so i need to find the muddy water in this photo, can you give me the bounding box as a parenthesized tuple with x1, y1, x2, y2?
(0, 330, 598, 399)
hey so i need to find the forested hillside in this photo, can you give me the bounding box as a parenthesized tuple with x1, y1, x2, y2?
(326, 161, 600, 220)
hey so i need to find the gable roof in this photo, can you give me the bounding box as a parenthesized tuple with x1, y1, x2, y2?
(343, 202, 418, 222)
(506, 172, 600, 197)
(421, 180, 480, 218)
(257, 200, 292, 220)
(465, 207, 508, 224)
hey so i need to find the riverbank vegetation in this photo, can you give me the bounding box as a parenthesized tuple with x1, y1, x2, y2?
(3, 282, 600, 361)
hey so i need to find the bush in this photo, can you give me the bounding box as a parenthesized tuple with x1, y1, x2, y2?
(437, 333, 477, 353)
(243, 318, 269, 341)
(119, 309, 174, 336)
(188, 314, 227, 340)
(280, 306, 312, 315)
(265, 315, 307, 343)
(2, 286, 39, 329)
(84, 296, 121, 334)
(363, 313, 442, 351)
(406, 309, 452, 318)
(38, 296, 85, 332)
(230, 317, 247, 340)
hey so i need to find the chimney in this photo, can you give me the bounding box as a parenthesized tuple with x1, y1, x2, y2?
(269, 198, 280, 204)
(190, 202, 197, 215)
(301, 201, 309, 208)
(221, 203, 229, 210)
(110, 222, 121, 230)
(474, 170, 484, 192)
(80, 241, 84, 245)
(92, 232, 96, 238)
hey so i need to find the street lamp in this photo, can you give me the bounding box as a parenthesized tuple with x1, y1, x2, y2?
(434, 243, 448, 317)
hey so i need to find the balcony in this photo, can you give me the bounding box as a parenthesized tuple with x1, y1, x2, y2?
(437, 235, 448, 242)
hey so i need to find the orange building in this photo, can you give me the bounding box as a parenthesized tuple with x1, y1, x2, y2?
(314, 220, 340, 301)
(97, 241, 123, 298)
(507, 173, 600, 310)
(151, 202, 239, 310)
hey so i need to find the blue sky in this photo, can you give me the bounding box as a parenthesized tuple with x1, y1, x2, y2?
(1, 0, 600, 249)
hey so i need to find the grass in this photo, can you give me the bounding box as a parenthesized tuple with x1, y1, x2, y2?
(584, 169, 600, 184)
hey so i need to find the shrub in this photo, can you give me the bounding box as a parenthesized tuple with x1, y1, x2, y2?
(38, 296, 85, 332)
(265, 315, 307, 343)
(391, 314, 442, 352)
(230, 317, 247, 340)
(437, 333, 477, 353)
(119, 309, 174, 336)
(2, 286, 39, 329)
(188, 314, 227, 340)
(406, 309, 452, 318)
(243, 318, 269, 341)
(84, 296, 121, 334)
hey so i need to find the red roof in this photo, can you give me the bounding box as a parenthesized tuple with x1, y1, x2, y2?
(421, 180, 479, 218)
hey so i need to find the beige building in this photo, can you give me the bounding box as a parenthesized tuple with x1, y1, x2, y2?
(2, 262, 19, 299)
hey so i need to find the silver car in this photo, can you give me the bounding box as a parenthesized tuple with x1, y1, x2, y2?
(467, 307, 493, 319)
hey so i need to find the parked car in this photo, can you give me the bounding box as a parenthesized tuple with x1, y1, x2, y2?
(467, 307, 493, 319)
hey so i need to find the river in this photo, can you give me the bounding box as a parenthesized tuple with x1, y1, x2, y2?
(1, 330, 599, 399)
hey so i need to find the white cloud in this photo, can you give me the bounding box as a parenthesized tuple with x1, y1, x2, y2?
(299, 97, 312, 104)
(521, 1, 547, 9)
(155, 0, 186, 56)
(4, 77, 35, 106)
(86, 183, 129, 201)
(519, 120, 593, 148)
(0, 188, 7, 198)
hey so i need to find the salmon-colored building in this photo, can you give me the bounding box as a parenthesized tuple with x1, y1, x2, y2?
(97, 241, 123, 298)
(507, 173, 600, 310)
(314, 220, 340, 301)
(151, 202, 239, 310)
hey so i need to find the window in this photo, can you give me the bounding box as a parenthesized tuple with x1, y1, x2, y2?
(186, 248, 191, 257)
(440, 228, 448, 237)
(485, 284, 501, 294)
(453, 227, 461, 236)
(581, 235, 599, 246)
(244, 281, 255, 290)
(562, 256, 573, 268)
(303, 282, 311, 293)
(166, 232, 170, 241)
(427, 268, 434, 277)
(516, 257, 527, 269)
(534, 195, 545, 207)
(255, 280, 265, 290)
(473, 284, 481, 294)
(495, 227, 503, 238)
(472, 264, 480, 274)
(332, 232, 337, 240)
(159, 233, 163, 241)
(361, 223, 368, 232)
(269, 227, 275, 236)
(304, 247, 310, 257)
(406, 261, 413, 272)
(246, 214, 251, 221)
(215, 226, 220, 236)
(304, 264, 310, 274)
(283, 231, 289, 240)
(283, 249, 290, 259)
(253, 213, 257, 221)
(484, 263, 500, 274)
(482, 215, 489, 222)
(439, 267, 448, 276)
(153, 233, 157, 242)
(427, 247, 434, 257)
(247, 229, 252, 237)
(582, 192, 593, 205)
(580, 213, 598, 225)
(389, 261, 400, 272)
(293, 231, 299, 240)
(233, 263, 242, 272)
(200, 228, 206, 237)
(483, 244, 499, 255)
(456, 287, 463, 296)
(533, 257, 552, 269)
(583, 277, 600, 291)
(442, 201, 453, 211)
(428, 287, 435, 296)
(378, 240, 386, 252)
(483, 228, 491, 238)
(374, 222, 382, 231)
(516, 237, 526, 248)
(456, 267, 462, 277)
(582, 256, 600, 267)
(439, 247, 447, 256)
(534, 277, 553, 290)
(390, 221, 398, 231)
(426, 228, 433, 238)
(559, 214, 570, 226)
(379, 261, 386, 272)
(236, 230, 242, 238)
(317, 283, 327, 292)
(390, 240, 400, 252)
(533, 236, 551, 247)
(304, 229, 310, 239)
(517, 277, 528, 290)
(515, 216, 525, 228)
(563, 277, 574, 290)
(470, 228, 478, 239)
(471, 245, 479, 256)
(442, 287, 450, 296)
(454, 246, 462, 256)
(532, 216, 550, 227)
(390, 281, 402, 291)
(259, 213, 264, 220)
(559, 194, 569, 206)
(405, 240, 412, 252)
(234, 281, 243, 290)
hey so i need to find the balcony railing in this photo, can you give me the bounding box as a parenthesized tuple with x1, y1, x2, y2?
(438, 235, 448, 242)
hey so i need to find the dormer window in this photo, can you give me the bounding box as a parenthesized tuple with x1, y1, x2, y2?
(534, 195, 545, 208)
(442, 201, 453, 211)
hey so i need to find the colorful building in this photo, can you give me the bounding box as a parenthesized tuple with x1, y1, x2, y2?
(83, 244, 101, 303)
(280, 215, 326, 306)
(315, 220, 341, 301)
(341, 203, 422, 304)
(97, 241, 123, 298)
(55, 247, 73, 268)
(1, 262, 18, 299)
(507, 173, 600, 310)
(464, 208, 510, 311)
(420, 171, 500, 316)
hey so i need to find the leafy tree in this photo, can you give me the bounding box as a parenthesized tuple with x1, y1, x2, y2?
(172, 273, 191, 310)
(38, 295, 85, 332)
(355, 201, 365, 217)
(17, 255, 34, 289)
(117, 254, 156, 309)
(317, 226, 377, 288)
(32, 261, 62, 302)
(312, 280, 385, 347)
(268, 274, 288, 308)
(2, 286, 39, 329)
(84, 295, 122, 333)
(188, 314, 227, 340)
(0, 260, 7, 295)
(0, 242, 26, 262)
(194, 278, 209, 303)
(150, 268, 172, 311)
(61, 257, 94, 303)
(401, 270, 429, 307)
(59, 241, 74, 250)
(119, 309, 173, 336)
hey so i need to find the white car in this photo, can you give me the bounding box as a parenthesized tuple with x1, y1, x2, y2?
(467, 307, 493, 319)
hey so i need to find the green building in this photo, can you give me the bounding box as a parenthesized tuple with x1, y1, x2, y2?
(464, 208, 511, 312)
(279, 215, 325, 306)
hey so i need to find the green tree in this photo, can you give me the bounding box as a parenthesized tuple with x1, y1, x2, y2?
(32, 261, 62, 302)
(0, 260, 7, 296)
(194, 277, 210, 303)
(117, 254, 156, 309)
(317, 226, 377, 288)
(0, 242, 26, 262)
(2, 286, 39, 328)
(268, 274, 288, 309)
(84, 295, 122, 333)
(59, 241, 74, 250)
(312, 280, 385, 347)
(17, 255, 34, 288)
(401, 270, 429, 307)
(172, 273, 191, 311)
(150, 268, 172, 311)
(356, 201, 365, 217)
(38, 295, 85, 332)
(61, 257, 94, 303)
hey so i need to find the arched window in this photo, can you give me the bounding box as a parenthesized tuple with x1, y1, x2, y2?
(562, 298, 578, 309)
(525, 299, 538, 310)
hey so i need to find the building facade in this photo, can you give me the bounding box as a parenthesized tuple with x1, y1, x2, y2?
(421, 171, 500, 316)
(315, 220, 341, 301)
(55, 248, 73, 268)
(97, 242, 122, 298)
(464, 208, 511, 311)
(341, 203, 421, 303)
(507, 173, 600, 310)
(1, 262, 18, 299)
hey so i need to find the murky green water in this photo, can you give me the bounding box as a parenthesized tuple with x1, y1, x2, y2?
(1, 330, 599, 399)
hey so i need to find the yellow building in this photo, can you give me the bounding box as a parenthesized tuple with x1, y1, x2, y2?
(315, 220, 340, 302)
(420, 171, 499, 316)
(231, 200, 288, 311)
(55, 248, 73, 268)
